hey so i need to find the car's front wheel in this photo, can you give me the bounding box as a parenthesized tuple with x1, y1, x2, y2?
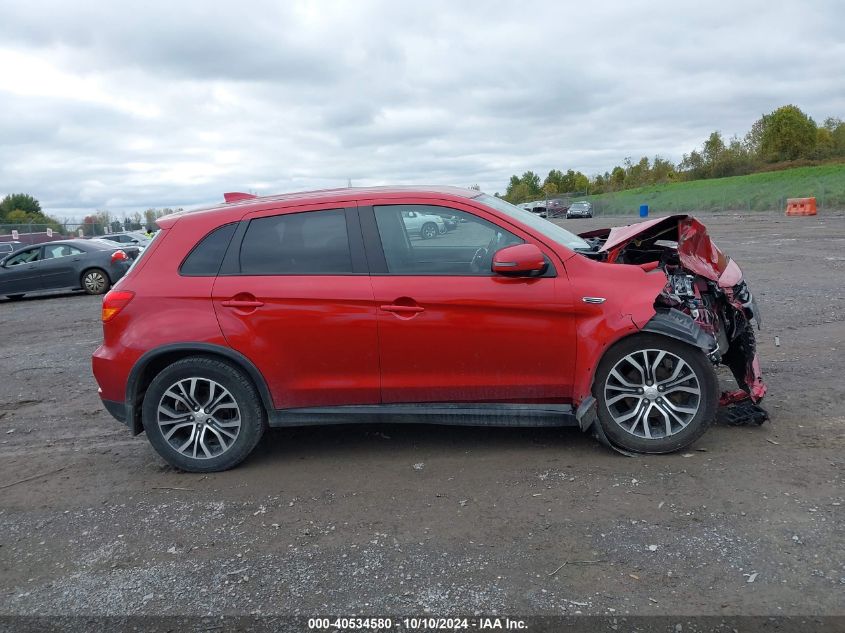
(594, 334, 717, 453)
(142, 357, 266, 472)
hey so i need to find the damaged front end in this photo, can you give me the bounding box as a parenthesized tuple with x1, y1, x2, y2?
(580, 215, 767, 421)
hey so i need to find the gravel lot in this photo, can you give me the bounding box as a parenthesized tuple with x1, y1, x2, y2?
(0, 210, 843, 619)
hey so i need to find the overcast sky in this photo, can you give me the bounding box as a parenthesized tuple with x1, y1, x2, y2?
(1, 0, 843, 219)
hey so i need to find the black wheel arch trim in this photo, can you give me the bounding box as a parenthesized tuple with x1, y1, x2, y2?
(124, 343, 275, 435)
(640, 308, 718, 355)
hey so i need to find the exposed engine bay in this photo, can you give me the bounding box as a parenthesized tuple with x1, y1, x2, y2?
(578, 215, 768, 421)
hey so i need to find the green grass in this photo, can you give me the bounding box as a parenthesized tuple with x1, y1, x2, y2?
(584, 164, 845, 215)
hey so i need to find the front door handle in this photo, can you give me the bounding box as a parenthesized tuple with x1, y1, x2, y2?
(222, 299, 265, 309)
(380, 304, 424, 314)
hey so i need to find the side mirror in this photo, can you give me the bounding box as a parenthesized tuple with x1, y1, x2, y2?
(492, 243, 547, 276)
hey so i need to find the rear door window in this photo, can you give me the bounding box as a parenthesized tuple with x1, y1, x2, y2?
(239, 209, 353, 275)
(43, 244, 84, 259)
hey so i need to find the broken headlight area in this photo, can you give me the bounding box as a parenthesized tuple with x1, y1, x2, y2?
(580, 215, 768, 420)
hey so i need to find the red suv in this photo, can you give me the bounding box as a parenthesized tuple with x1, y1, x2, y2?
(92, 186, 766, 471)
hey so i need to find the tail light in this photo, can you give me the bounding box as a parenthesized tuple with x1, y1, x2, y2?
(111, 250, 128, 263)
(102, 290, 135, 322)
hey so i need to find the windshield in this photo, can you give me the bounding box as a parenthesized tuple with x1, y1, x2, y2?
(125, 229, 165, 274)
(476, 194, 591, 251)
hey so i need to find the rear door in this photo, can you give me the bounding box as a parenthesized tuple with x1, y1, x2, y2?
(40, 243, 85, 290)
(360, 199, 576, 404)
(211, 204, 380, 410)
(0, 246, 44, 294)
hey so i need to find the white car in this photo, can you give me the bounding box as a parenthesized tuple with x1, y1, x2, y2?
(401, 210, 447, 239)
(101, 232, 153, 248)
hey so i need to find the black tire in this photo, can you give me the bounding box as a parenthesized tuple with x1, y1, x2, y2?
(594, 334, 718, 454)
(81, 268, 111, 295)
(6, 294, 25, 300)
(421, 222, 438, 239)
(142, 356, 266, 472)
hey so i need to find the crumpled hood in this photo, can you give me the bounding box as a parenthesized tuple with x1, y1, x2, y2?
(580, 214, 742, 288)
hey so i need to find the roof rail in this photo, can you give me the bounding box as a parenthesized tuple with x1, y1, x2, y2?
(223, 192, 258, 203)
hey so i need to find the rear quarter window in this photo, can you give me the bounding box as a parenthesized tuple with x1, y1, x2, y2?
(180, 223, 238, 276)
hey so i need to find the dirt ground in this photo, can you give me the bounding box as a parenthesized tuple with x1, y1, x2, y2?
(0, 209, 842, 619)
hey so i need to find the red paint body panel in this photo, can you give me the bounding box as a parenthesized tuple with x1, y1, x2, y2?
(92, 224, 228, 403)
(92, 187, 765, 431)
(372, 274, 575, 403)
(212, 274, 380, 408)
(563, 255, 668, 403)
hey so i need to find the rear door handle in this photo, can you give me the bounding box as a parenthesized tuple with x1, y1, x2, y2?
(380, 304, 425, 314)
(222, 299, 265, 308)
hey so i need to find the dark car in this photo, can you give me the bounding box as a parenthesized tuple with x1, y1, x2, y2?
(566, 201, 593, 218)
(90, 238, 142, 260)
(545, 200, 569, 218)
(0, 239, 132, 299)
(0, 241, 22, 257)
(92, 187, 766, 472)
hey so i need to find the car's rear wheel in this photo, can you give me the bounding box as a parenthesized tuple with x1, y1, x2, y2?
(142, 357, 266, 472)
(81, 268, 110, 295)
(421, 222, 438, 239)
(594, 334, 717, 453)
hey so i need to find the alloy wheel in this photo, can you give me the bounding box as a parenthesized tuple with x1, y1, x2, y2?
(603, 349, 702, 439)
(157, 377, 242, 459)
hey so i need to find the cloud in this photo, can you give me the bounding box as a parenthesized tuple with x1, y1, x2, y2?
(0, 0, 843, 218)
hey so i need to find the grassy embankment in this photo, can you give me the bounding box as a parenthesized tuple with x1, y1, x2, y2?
(584, 163, 845, 215)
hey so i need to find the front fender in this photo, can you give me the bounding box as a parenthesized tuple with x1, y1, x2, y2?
(564, 256, 669, 405)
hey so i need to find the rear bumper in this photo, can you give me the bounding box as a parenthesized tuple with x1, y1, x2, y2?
(102, 398, 127, 423)
(108, 261, 132, 283)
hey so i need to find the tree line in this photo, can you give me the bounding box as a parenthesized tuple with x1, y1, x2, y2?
(499, 104, 845, 204)
(0, 193, 180, 236)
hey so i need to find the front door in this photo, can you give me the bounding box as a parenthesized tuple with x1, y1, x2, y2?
(0, 246, 43, 295)
(212, 205, 380, 410)
(362, 201, 576, 404)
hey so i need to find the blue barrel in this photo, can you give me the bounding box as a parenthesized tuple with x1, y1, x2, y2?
(639, 204, 649, 218)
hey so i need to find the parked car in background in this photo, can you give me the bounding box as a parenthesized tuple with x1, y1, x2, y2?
(524, 203, 547, 218)
(545, 200, 569, 218)
(93, 186, 766, 472)
(523, 200, 568, 219)
(91, 238, 141, 260)
(0, 239, 132, 299)
(400, 209, 447, 238)
(434, 212, 459, 231)
(101, 232, 151, 250)
(566, 201, 593, 218)
(0, 241, 23, 258)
